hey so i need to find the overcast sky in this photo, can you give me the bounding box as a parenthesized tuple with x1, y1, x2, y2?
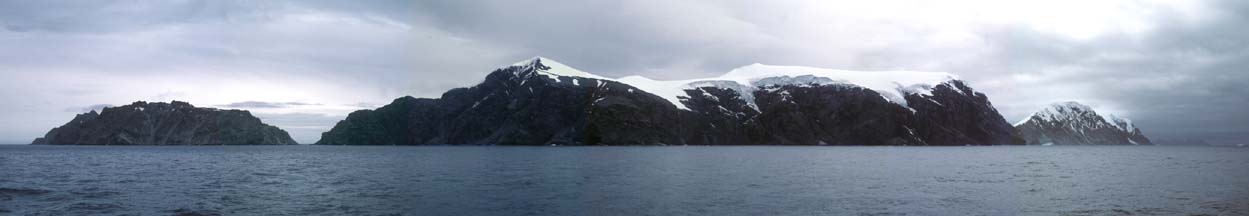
(1, 0, 1246, 144)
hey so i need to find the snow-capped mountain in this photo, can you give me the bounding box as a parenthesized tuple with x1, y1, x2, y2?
(317, 57, 1019, 145)
(614, 64, 958, 111)
(514, 57, 959, 112)
(1013, 102, 1152, 145)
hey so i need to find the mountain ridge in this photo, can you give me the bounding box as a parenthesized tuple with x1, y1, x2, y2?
(316, 57, 1019, 145)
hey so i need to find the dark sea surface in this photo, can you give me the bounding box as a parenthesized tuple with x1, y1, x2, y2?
(1, 145, 1247, 216)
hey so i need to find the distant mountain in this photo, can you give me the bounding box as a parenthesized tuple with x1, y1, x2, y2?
(1013, 102, 1152, 145)
(316, 57, 1020, 145)
(32, 101, 297, 145)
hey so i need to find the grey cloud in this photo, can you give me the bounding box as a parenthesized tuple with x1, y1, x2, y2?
(63, 104, 113, 113)
(344, 102, 382, 109)
(406, 0, 782, 79)
(217, 101, 322, 109)
(0, 1, 279, 33)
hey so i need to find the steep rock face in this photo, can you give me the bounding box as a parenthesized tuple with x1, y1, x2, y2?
(633, 63, 1018, 145)
(32, 101, 297, 145)
(747, 83, 921, 145)
(677, 79, 1017, 145)
(1013, 102, 1152, 145)
(318, 57, 1020, 145)
(678, 84, 759, 145)
(317, 58, 683, 145)
(906, 81, 1021, 145)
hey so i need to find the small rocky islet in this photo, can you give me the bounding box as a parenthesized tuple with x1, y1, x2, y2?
(32, 101, 296, 145)
(1012, 102, 1152, 145)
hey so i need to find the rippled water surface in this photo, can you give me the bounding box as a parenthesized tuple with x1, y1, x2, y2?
(1, 145, 1247, 215)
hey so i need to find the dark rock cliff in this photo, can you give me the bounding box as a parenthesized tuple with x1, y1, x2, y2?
(317, 58, 1020, 145)
(32, 101, 297, 145)
(677, 80, 1018, 146)
(317, 59, 682, 145)
(905, 81, 1021, 145)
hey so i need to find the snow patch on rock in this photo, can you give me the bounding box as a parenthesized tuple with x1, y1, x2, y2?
(502, 57, 960, 110)
(511, 57, 610, 82)
(1015, 101, 1143, 135)
(619, 64, 957, 110)
(1106, 114, 1137, 133)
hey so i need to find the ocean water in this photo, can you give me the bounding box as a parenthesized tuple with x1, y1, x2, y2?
(1, 145, 1247, 216)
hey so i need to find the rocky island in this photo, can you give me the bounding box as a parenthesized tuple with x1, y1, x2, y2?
(1013, 102, 1152, 145)
(317, 57, 1020, 146)
(32, 101, 297, 145)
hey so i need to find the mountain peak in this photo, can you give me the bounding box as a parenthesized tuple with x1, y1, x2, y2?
(1050, 101, 1094, 111)
(508, 56, 609, 80)
(509, 56, 553, 67)
(1016, 101, 1100, 126)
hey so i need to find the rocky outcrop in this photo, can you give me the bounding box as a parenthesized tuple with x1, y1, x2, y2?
(1013, 102, 1152, 145)
(317, 57, 1020, 146)
(32, 101, 297, 145)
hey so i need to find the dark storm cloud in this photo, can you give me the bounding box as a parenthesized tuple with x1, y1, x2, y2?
(1, 0, 1247, 144)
